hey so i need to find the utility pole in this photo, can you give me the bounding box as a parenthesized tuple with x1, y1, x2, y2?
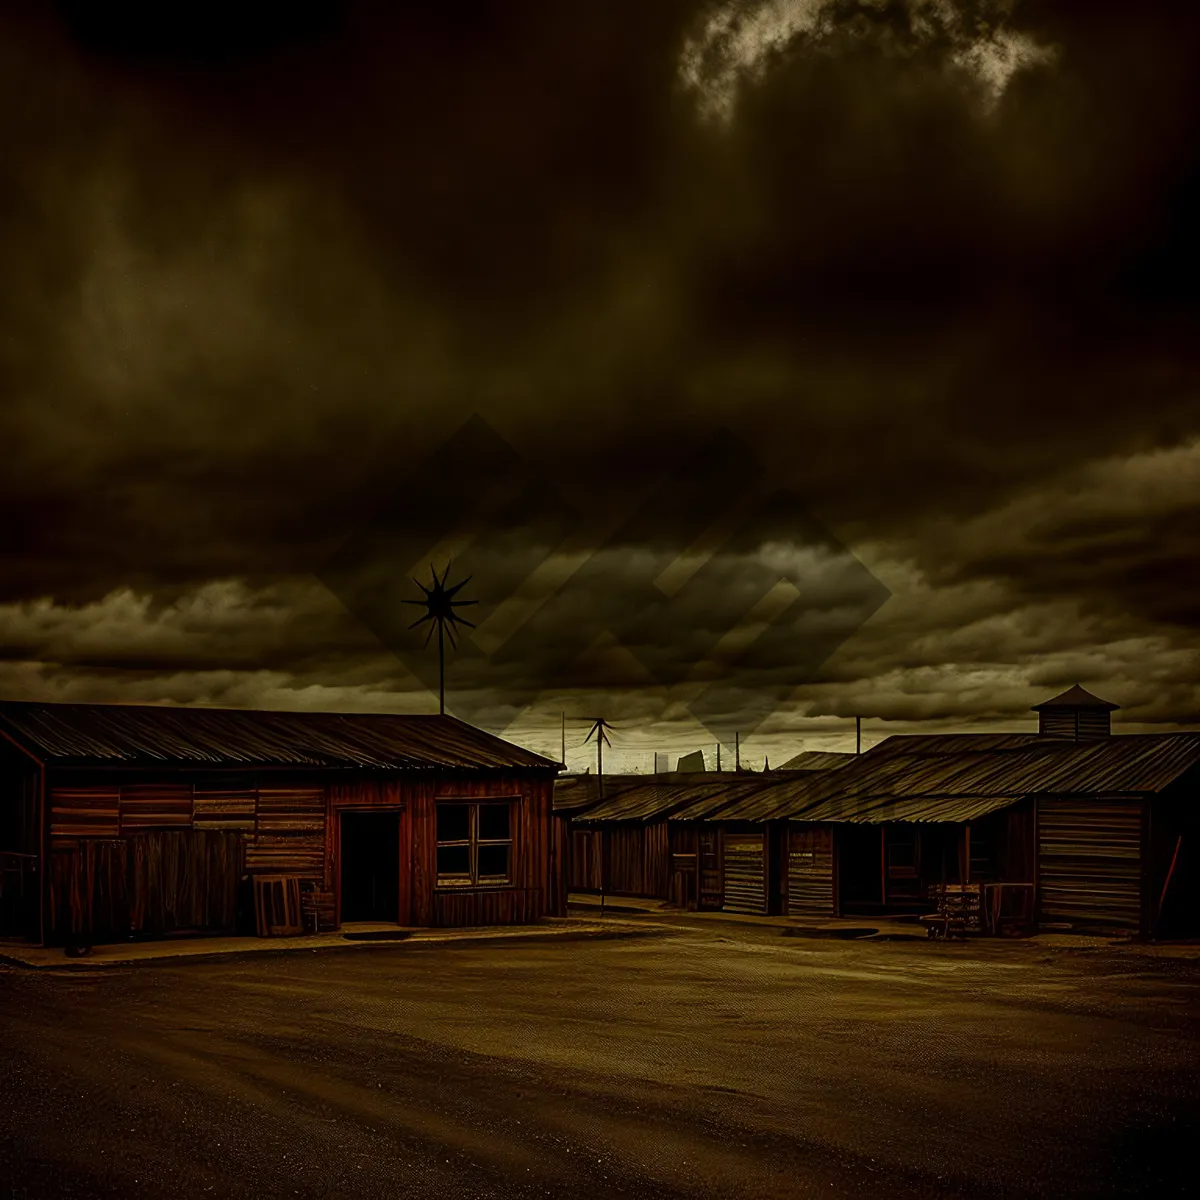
(561, 711, 566, 768)
(856, 716, 862, 756)
(735, 732, 740, 772)
(716, 743, 722, 772)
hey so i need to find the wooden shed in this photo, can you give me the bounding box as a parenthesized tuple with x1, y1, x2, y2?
(0, 700, 563, 947)
(763, 686, 1200, 935)
(565, 775, 772, 905)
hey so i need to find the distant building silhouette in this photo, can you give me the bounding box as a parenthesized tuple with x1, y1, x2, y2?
(676, 750, 707, 772)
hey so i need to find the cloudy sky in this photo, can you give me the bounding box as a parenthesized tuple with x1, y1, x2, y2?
(1, 0, 1198, 769)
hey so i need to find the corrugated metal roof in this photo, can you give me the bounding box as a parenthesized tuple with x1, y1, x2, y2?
(792, 793, 1027, 824)
(702, 730, 1200, 823)
(0, 700, 557, 771)
(573, 774, 775, 823)
(552, 774, 648, 814)
(777, 751, 856, 771)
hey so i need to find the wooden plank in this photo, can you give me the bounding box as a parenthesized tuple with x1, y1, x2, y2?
(256, 786, 326, 836)
(194, 788, 256, 831)
(49, 787, 119, 839)
(246, 834, 325, 876)
(120, 783, 193, 831)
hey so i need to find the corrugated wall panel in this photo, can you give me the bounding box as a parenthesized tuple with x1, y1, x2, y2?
(1037, 801, 1143, 931)
(788, 825, 834, 916)
(723, 832, 766, 915)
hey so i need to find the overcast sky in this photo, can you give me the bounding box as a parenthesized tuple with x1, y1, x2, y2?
(1, 1, 1198, 769)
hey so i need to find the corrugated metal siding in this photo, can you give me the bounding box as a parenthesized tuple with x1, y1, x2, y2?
(1037, 801, 1143, 931)
(723, 831, 766, 915)
(788, 825, 834, 916)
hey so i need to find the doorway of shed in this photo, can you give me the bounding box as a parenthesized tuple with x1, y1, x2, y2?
(340, 811, 401, 923)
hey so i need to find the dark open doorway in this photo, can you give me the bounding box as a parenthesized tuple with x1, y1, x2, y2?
(340, 811, 401, 923)
(838, 825, 884, 912)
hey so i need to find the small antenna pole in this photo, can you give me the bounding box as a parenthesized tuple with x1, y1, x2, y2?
(735, 732, 740, 772)
(856, 716, 862, 756)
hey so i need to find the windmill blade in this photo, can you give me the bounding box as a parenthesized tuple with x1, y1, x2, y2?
(422, 621, 438, 649)
(449, 613, 477, 630)
(444, 574, 474, 599)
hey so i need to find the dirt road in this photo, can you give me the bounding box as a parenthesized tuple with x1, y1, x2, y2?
(1, 923, 1196, 1198)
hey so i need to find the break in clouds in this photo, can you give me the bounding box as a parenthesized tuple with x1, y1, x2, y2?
(0, 0, 1198, 766)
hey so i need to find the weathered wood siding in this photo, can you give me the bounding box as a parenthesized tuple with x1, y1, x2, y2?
(47, 830, 243, 942)
(327, 772, 560, 928)
(41, 766, 560, 941)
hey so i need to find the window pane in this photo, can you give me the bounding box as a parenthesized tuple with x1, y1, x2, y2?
(437, 845, 471, 877)
(478, 804, 511, 842)
(477, 844, 510, 881)
(436, 804, 470, 843)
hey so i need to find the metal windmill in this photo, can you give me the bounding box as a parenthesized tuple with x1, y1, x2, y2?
(579, 716, 617, 916)
(403, 561, 478, 715)
(580, 717, 616, 800)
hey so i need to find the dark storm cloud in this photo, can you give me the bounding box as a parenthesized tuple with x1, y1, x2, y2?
(0, 0, 1198, 733)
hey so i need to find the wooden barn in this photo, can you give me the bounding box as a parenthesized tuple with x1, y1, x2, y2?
(0, 700, 563, 947)
(747, 686, 1200, 936)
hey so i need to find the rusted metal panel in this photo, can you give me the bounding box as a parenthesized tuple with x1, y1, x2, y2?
(0, 700, 558, 771)
(788, 825, 835, 916)
(723, 831, 766, 915)
(1037, 800, 1143, 931)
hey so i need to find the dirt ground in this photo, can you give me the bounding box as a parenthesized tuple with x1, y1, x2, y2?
(1, 920, 1197, 1199)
